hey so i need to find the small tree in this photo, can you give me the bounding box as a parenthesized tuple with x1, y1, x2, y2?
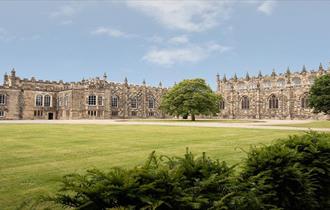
(309, 74, 330, 117)
(160, 79, 220, 121)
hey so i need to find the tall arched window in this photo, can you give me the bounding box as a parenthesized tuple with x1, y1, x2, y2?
(111, 96, 118, 108)
(44, 95, 51, 107)
(241, 96, 249, 110)
(269, 94, 279, 109)
(219, 100, 225, 110)
(131, 97, 138, 108)
(98, 96, 103, 106)
(301, 94, 309, 109)
(0, 94, 5, 105)
(148, 97, 155, 109)
(36, 95, 43, 106)
(277, 79, 285, 88)
(88, 95, 96, 106)
(292, 77, 301, 86)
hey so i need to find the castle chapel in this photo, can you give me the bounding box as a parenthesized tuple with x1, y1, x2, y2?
(0, 70, 166, 120)
(217, 64, 329, 120)
(0, 64, 329, 120)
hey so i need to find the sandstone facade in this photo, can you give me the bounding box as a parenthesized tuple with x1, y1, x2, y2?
(216, 64, 329, 119)
(0, 70, 166, 120)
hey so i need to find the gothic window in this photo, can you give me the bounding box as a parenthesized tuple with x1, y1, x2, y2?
(0, 94, 5, 105)
(248, 82, 257, 89)
(241, 96, 250, 110)
(0, 111, 4, 117)
(87, 110, 97, 116)
(88, 95, 96, 106)
(111, 96, 118, 108)
(269, 94, 279, 109)
(263, 80, 271, 88)
(131, 97, 138, 109)
(277, 79, 285, 88)
(219, 100, 225, 110)
(301, 94, 309, 109)
(292, 77, 301, 86)
(98, 96, 103, 106)
(64, 95, 69, 106)
(238, 82, 246, 90)
(148, 97, 155, 109)
(44, 95, 51, 107)
(309, 76, 315, 84)
(36, 95, 43, 106)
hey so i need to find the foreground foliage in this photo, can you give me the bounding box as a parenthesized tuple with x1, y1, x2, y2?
(51, 132, 330, 210)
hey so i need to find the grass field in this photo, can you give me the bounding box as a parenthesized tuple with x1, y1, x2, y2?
(0, 124, 301, 209)
(271, 120, 330, 128)
(127, 119, 263, 123)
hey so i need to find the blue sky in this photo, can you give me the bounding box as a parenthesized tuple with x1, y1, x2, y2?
(0, 0, 329, 89)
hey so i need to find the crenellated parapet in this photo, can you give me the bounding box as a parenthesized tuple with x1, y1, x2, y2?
(217, 63, 329, 93)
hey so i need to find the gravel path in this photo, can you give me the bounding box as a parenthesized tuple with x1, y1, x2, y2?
(0, 119, 329, 132)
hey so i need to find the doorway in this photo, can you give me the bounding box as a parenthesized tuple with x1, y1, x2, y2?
(48, 112, 54, 120)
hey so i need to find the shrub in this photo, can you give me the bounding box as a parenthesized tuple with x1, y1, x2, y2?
(49, 132, 330, 210)
(222, 132, 330, 210)
(51, 149, 235, 210)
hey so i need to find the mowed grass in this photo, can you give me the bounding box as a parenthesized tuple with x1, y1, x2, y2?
(125, 119, 262, 123)
(0, 124, 301, 209)
(272, 120, 330, 128)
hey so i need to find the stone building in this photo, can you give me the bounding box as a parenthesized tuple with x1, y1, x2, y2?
(0, 69, 166, 120)
(216, 64, 329, 119)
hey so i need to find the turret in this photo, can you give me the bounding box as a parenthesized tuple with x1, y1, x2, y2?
(216, 73, 220, 83)
(159, 81, 162, 87)
(142, 79, 146, 86)
(245, 72, 250, 81)
(301, 65, 307, 74)
(233, 73, 238, 82)
(223, 74, 227, 82)
(286, 67, 291, 77)
(319, 63, 324, 74)
(124, 77, 128, 85)
(103, 72, 107, 80)
(258, 70, 262, 78)
(271, 69, 277, 77)
(11, 68, 16, 78)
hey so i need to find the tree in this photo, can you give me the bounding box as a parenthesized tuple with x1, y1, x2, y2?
(160, 79, 220, 121)
(309, 74, 330, 116)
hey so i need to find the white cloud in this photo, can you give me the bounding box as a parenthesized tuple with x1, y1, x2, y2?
(50, 5, 80, 18)
(168, 35, 189, 45)
(60, 20, 73, 25)
(126, 0, 232, 32)
(143, 43, 230, 65)
(91, 27, 131, 38)
(257, 0, 277, 15)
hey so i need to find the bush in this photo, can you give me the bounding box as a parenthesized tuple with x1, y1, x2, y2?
(51, 149, 235, 210)
(223, 132, 330, 210)
(49, 133, 330, 210)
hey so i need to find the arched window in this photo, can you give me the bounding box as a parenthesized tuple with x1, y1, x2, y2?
(64, 95, 69, 107)
(263, 80, 271, 88)
(148, 97, 155, 109)
(0, 94, 5, 105)
(277, 79, 285, 88)
(36, 95, 43, 106)
(111, 96, 118, 108)
(269, 94, 279, 109)
(292, 77, 301, 86)
(301, 94, 309, 109)
(131, 97, 138, 108)
(88, 95, 96, 106)
(219, 100, 225, 110)
(98, 96, 103, 106)
(237, 82, 246, 90)
(241, 96, 249, 110)
(44, 95, 51, 107)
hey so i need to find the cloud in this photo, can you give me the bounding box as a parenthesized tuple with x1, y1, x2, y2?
(143, 43, 230, 65)
(60, 20, 73, 25)
(91, 27, 131, 38)
(126, 0, 232, 32)
(50, 5, 80, 18)
(0, 28, 15, 42)
(168, 35, 189, 45)
(257, 0, 277, 15)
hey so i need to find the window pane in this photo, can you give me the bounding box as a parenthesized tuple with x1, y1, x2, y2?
(0, 94, 5, 105)
(36, 95, 43, 106)
(88, 95, 96, 106)
(44, 95, 51, 107)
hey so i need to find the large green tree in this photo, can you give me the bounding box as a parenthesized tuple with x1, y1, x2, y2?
(309, 74, 330, 116)
(160, 79, 220, 121)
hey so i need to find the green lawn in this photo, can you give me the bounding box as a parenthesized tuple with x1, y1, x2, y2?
(271, 120, 330, 128)
(0, 124, 301, 209)
(124, 119, 263, 123)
